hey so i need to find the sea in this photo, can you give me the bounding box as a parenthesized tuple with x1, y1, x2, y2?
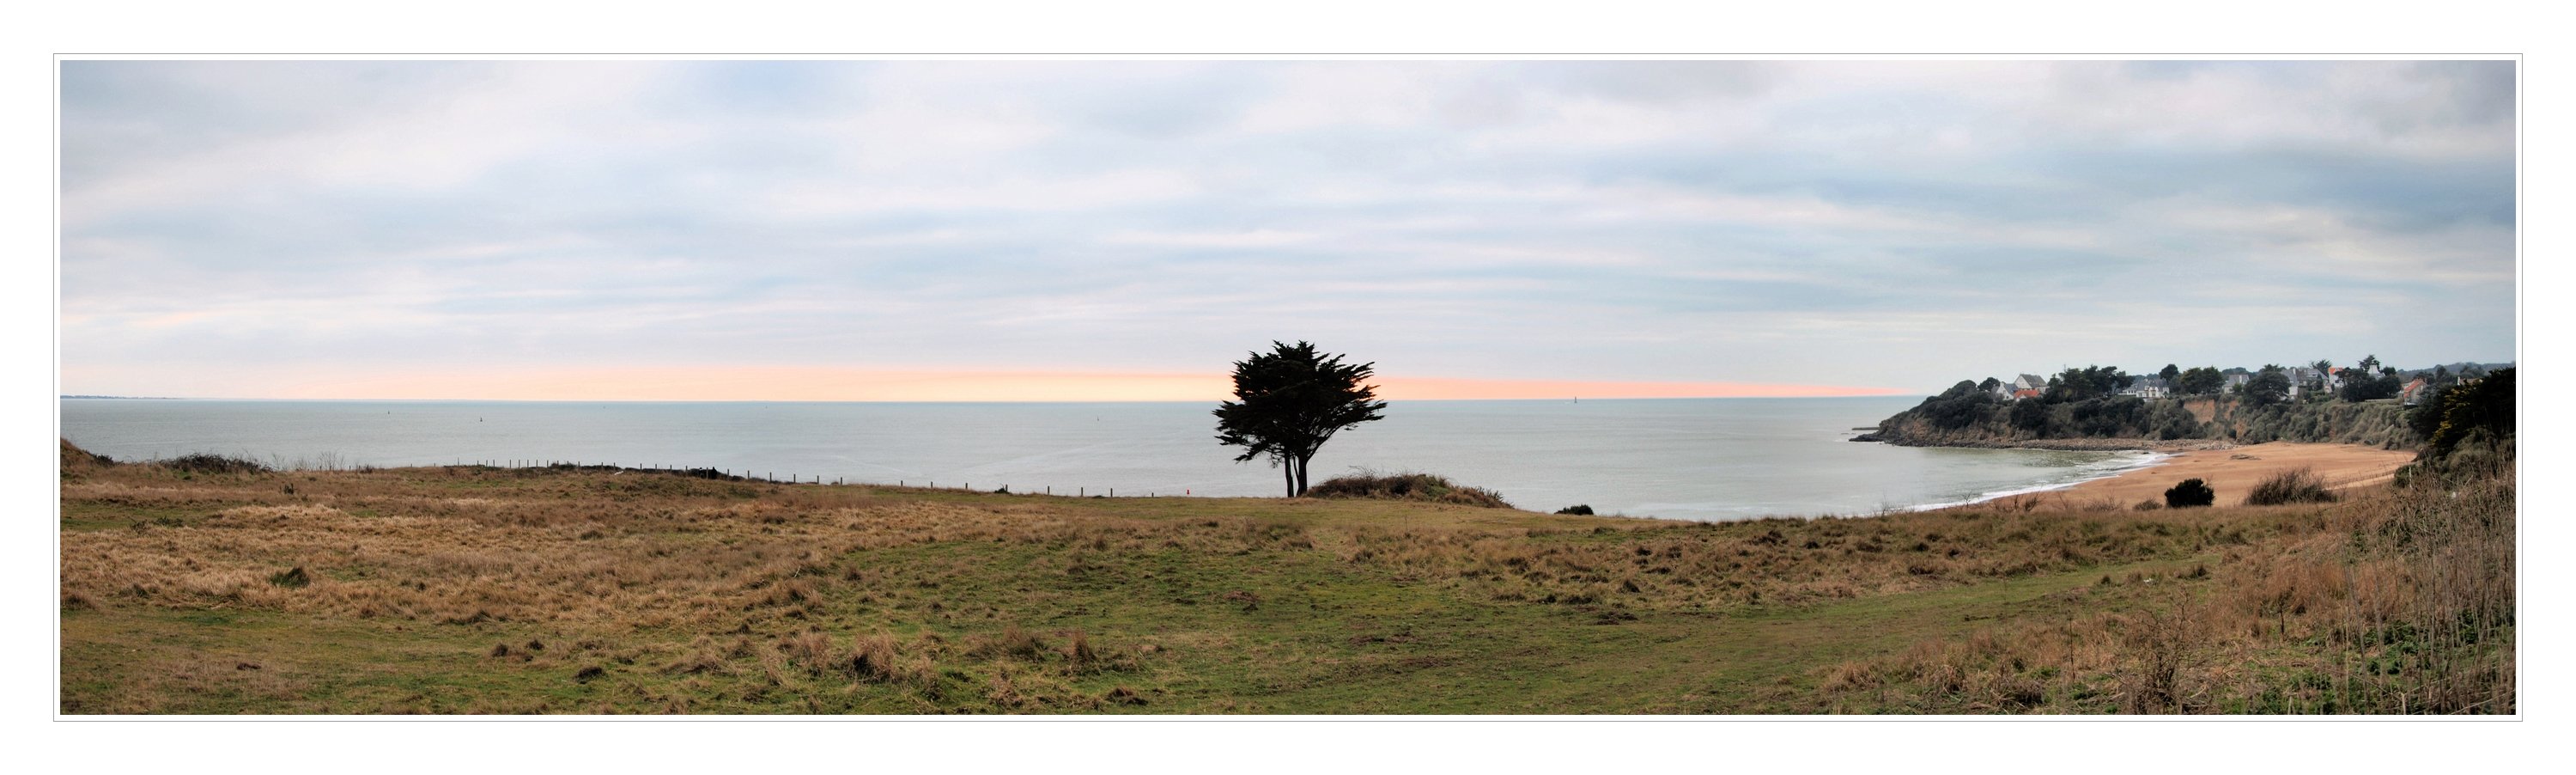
(56, 397, 2164, 522)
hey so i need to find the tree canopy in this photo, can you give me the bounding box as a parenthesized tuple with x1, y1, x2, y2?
(2177, 366, 2226, 395)
(2245, 365, 2293, 407)
(2425, 367, 2514, 459)
(2045, 365, 2132, 402)
(1213, 341, 1388, 497)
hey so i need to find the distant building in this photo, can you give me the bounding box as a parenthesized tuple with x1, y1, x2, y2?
(2122, 377, 2172, 400)
(2399, 377, 2431, 406)
(2286, 367, 2323, 400)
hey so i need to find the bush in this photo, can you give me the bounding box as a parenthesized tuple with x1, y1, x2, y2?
(2245, 468, 2336, 505)
(1304, 472, 1512, 509)
(164, 453, 270, 475)
(1555, 504, 1595, 516)
(2163, 479, 2215, 508)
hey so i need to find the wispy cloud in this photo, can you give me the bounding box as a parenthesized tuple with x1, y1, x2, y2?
(59, 59, 2515, 400)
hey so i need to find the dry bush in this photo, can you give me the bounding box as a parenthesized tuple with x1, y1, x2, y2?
(2245, 467, 2337, 506)
(1793, 457, 2513, 715)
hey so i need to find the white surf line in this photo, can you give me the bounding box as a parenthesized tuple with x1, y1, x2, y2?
(1902, 450, 2176, 512)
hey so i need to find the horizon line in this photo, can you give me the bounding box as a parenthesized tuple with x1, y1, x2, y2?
(59, 367, 1914, 403)
(60, 394, 1920, 404)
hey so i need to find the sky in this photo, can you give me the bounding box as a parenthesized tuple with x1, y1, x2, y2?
(57, 58, 2518, 400)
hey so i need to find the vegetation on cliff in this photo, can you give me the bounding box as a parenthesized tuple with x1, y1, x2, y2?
(1862, 371, 2447, 450)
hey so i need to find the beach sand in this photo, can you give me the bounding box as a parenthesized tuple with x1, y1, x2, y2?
(2064, 442, 2419, 507)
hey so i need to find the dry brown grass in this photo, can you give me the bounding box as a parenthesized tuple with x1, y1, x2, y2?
(1793, 464, 2514, 714)
(60, 442, 2509, 714)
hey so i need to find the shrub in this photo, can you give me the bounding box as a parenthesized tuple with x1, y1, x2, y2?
(1304, 472, 1512, 509)
(2163, 479, 2215, 508)
(1555, 504, 1595, 516)
(2245, 468, 2336, 506)
(164, 453, 270, 475)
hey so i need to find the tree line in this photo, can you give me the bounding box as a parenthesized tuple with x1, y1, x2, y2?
(1900, 355, 2505, 445)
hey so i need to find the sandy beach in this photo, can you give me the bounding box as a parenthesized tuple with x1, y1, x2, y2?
(2062, 441, 2419, 507)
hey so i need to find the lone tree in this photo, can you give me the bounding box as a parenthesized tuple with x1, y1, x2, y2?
(1214, 341, 1388, 497)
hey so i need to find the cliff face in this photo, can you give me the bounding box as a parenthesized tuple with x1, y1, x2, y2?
(2202, 397, 2419, 449)
(1854, 394, 2421, 451)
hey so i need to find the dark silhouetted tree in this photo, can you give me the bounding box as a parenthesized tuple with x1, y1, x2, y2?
(2046, 365, 2131, 402)
(2160, 363, 2181, 384)
(2426, 367, 2514, 459)
(2246, 365, 2292, 407)
(2340, 370, 2403, 402)
(2178, 366, 2226, 395)
(1213, 341, 1388, 497)
(1918, 380, 1995, 430)
(2164, 479, 2215, 508)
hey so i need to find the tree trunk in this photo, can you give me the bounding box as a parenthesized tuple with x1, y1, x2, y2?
(1283, 461, 1297, 498)
(1294, 453, 1313, 497)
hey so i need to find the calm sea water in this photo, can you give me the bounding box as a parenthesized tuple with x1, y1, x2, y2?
(57, 397, 2159, 522)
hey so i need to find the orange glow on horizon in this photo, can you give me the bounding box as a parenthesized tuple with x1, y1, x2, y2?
(257, 366, 1908, 402)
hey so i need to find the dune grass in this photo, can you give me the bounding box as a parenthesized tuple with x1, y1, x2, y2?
(58, 448, 2511, 714)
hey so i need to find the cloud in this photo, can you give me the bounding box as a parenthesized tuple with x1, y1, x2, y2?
(58, 59, 2517, 399)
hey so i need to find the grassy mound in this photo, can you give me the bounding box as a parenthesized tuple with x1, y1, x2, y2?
(162, 452, 271, 475)
(60, 439, 113, 469)
(1304, 472, 1512, 509)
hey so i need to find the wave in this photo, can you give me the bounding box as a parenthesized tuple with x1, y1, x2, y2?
(1901, 450, 2172, 512)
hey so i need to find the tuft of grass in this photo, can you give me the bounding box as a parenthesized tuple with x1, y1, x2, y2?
(968, 624, 1049, 662)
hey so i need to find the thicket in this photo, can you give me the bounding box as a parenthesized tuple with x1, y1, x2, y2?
(2245, 468, 2337, 506)
(1878, 388, 2425, 449)
(1303, 472, 1513, 509)
(161, 453, 271, 475)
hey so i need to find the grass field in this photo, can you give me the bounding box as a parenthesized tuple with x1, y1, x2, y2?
(57, 443, 2513, 714)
